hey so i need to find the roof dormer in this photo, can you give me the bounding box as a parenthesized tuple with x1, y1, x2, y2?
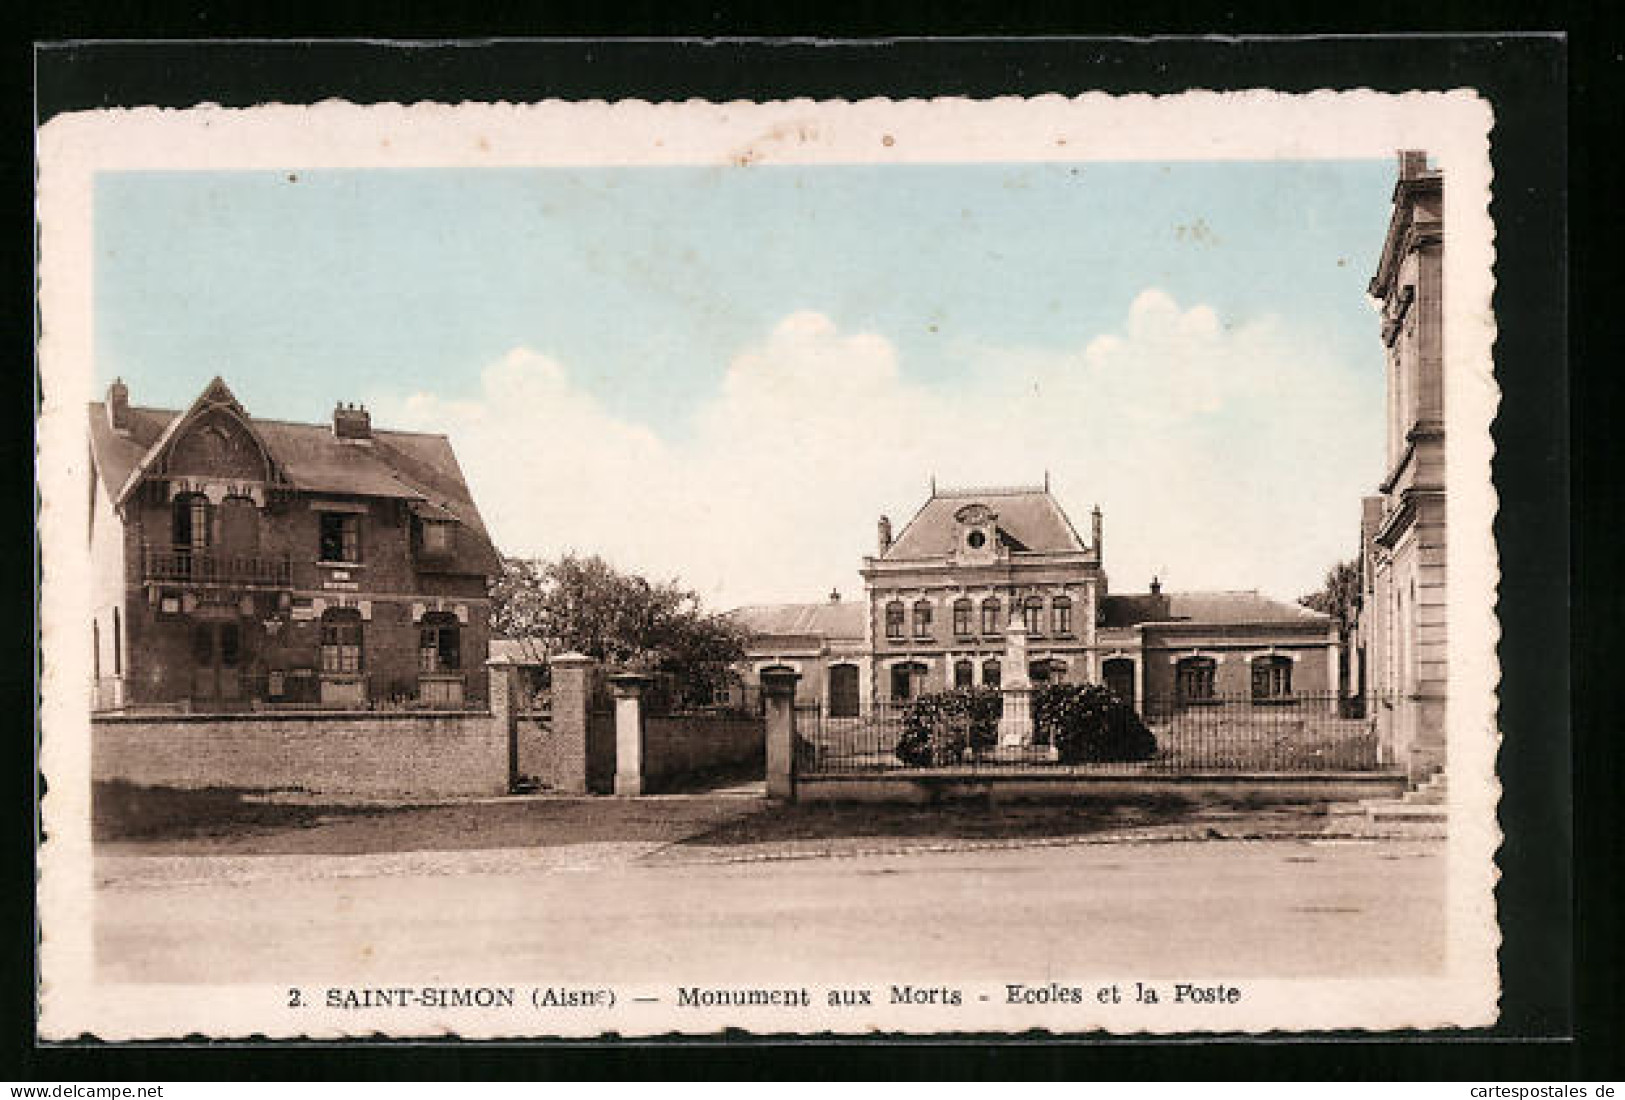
(951, 502, 1003, 565)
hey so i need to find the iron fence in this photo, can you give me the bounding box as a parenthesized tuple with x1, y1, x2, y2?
(795, 691, 1385, 775)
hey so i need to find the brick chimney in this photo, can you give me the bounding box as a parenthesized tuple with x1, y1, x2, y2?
(1398, 150, 1430, 181)
(877, 515, 893, 556)
(828, 588, 841, 603)
(1091, 504, 1103, 557)
(333, 401, 372, 441)
(1148, 575, 1171, 622)
(106, 378, 130, 433)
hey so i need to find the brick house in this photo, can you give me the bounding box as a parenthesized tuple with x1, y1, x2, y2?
(1356, 150, 1448, 781)
(87, 376, 501, 713)
(733, 481, 1337, 715)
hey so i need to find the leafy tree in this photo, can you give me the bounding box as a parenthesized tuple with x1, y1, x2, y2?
(1299, 558, 1362, 639)
(491, 554, 748, 694)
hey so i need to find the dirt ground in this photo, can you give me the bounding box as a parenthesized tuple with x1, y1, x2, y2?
(94, 780, 1340, 861)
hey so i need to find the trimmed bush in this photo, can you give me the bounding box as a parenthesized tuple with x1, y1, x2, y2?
(1032, 683, 1158, 764)
(894, 687, 1003, 767)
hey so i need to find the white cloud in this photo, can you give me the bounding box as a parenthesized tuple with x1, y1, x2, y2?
(377, 290, 1383, 610)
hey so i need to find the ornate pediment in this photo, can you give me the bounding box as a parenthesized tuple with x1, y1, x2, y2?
(166, 411, 269, 481)
(954, 503, 997, 526)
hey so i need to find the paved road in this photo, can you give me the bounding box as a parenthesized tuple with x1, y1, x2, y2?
(96, 838, 1444, 984)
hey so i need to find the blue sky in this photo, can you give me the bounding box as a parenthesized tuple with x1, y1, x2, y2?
(94, 161, 1397, 604)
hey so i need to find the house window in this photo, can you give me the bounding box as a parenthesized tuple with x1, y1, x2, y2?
(912, 600, 933, 640)
(884, 601, 905, 640)
(319, 512, 361, 563)
(320, 609, 364, 673)
(1176, 657, 1217, 704)
(219, 494, 260, 553)
(1052, 596, 1072, 636)
(112, 608, 121, 675)
(1103, 658, 1136, 703)
(890, 661, 927, 701)
(980, 598, 1001, 635)
(92, 620, 101, 681)
(418, 613, 461, 672)
(1251, 655, 1293, 701)
(172, 493, 211, 550)
(954, 659, 974, 689)
(981, 659, 1001, 690)
(953, 598, 973, 638)
(1023, 596, 1043, 635)
(420, 519, 453, 554)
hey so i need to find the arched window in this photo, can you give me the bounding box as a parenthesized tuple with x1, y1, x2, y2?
(172, 492, 212, 550)
(1176, 656, 1217, 705)
(1025, 659, 1066, 684)
(884, 601, 905, 640)
(912, 600, 933, 640)
(419, 612, 461, 673)
(952, 598, 973, 638)
(980, 598, 1001, 636)
(954, 659, 974, 689)
(320, 608, 364, 674)
(218, 494, 260, 554)
(1023, 595, 1044, 634)
(982, 658, 1002, 690)
(890, 661, 928, 701)
(1051, 595, 1073, 636)
(828, 664, 860, 718)
(1102, 657, 1135, 703)
(1251, 655, 1293, 701)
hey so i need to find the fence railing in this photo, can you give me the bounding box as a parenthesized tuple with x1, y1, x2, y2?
(795, 691, 1385, 775)
(140, 543, 294, 588)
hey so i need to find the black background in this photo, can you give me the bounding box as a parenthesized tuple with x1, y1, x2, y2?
(14, 17, 1604, 1084)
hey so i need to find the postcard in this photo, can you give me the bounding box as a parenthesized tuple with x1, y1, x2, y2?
(38, 87, 1501, 1039)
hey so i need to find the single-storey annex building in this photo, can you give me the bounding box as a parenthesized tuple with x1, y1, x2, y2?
(87, 376, 502, 713)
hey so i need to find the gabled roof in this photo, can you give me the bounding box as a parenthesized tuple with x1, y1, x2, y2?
(88, 379, 498, 552)
(882, 485, 1088, 559)
(112, 378, 273, 500)
(1101, 590, 1330, 629)
(729, 601, 866, 641)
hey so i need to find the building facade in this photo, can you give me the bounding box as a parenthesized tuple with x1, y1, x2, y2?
(1357, 150, 1448, 781)
(88, 377, 502, 713)
(733, 482, 1338, 714)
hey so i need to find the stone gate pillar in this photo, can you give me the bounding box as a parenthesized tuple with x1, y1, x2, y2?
(548, 651, 596, 795)
(610, 672, 651, 796)
(762, 668, 801, 801)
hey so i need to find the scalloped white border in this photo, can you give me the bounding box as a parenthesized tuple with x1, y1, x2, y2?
(36, 91, 1501, 1040)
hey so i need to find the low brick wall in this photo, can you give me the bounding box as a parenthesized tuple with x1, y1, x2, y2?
(93, 711, 505, 799)
(514, 712, 587, 794)
(641, 715, 764, 792)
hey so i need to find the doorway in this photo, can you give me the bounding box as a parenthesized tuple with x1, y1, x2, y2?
(191, 620, 244, 709)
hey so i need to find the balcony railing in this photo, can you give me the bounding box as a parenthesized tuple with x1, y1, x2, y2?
(141, 544, 293, 588)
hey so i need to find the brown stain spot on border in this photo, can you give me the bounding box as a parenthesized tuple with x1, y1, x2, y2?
(882, 134, 896, 147)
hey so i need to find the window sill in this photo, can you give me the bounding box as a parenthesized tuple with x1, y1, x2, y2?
(316, 560, 365, 569)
